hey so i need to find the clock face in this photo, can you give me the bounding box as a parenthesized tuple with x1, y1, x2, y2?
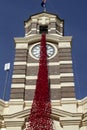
(30, 43, 56, 59)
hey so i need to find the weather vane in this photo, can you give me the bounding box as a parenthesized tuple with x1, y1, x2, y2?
(41, 0, 46, 12)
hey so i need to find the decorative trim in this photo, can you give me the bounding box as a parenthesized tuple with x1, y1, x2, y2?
(26, 61, 72, 66)
(25, 85, 61, 89)
(16, 44, 28, 49)
(25, 74, 74, 80)
(60, 82, 75, 87)
(58, 42, 71, 48)
(12, 75, 25, 78)
(11, 84, 25, 88)
(14, 62, 27, 65)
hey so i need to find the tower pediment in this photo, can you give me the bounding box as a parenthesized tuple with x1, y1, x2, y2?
(3, 108, 82, 119)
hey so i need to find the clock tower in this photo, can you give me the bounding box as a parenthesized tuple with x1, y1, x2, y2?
(10, 12, 75, 102)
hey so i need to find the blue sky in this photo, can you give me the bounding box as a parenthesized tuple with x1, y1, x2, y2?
(0, 0, 87, 100)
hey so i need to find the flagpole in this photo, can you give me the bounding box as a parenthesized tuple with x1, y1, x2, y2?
(3, 70, 9, 100)
(44, 6, 46, 12)
(3, 63, 10, 100)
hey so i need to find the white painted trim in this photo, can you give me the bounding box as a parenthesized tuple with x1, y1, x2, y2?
(10, 99, 24, 101)
(27, 61, 72, 66)
(26, 73, 74, 80)
(16, 44, 28, 49)
(12, 75, 25, 78)
(27, 63, 39, 66)
(25, 84, 61, 89)
(60, 82, 75, 87)
(11, 84, 25, 88)
(59, 61, 72, 64)
(58, 42, 71, 48)
(14, 61, 72, 66)
(60, 73, 74, 77)
(26, 75, 60, 80)
(14, 62, 27, 65)
(12, 73, 74, 80)
(61, 98, 76, 101)
(25, 84, 74, 90)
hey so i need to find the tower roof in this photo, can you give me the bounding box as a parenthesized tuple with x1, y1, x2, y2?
(24, 12, 64, 37)
(24, 12, 64, 23)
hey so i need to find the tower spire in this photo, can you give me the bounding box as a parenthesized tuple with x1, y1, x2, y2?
(26, 34, 54, 130)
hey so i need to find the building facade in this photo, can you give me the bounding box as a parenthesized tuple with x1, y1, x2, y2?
(0, 12, 87, 130)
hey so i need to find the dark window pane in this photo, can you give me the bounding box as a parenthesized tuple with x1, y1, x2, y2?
(39, 25, 48, 34)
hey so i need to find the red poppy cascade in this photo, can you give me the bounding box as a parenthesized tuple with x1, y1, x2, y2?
(26, 34, 54, 130)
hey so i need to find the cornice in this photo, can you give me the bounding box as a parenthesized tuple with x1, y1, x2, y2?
(24, 12, 63, 24)
(60, 116, 82, 126)
(78, 97, 87, 106)
(14, 34, 72, 45)
(3, 108, 82, 120)
(0, 99, 8, 107)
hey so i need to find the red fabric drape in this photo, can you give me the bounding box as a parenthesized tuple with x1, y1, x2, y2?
(26, 34, 54, 130)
